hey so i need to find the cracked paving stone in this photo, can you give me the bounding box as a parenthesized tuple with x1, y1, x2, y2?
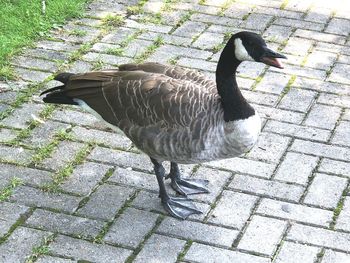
(49, 235, 132, 263)
(104, 207, 158, 248)
(25, 209, 104, 239)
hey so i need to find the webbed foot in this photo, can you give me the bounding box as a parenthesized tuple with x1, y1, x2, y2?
(162, 196, 202, 219)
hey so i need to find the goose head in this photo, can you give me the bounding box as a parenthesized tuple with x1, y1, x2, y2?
(230, 31, 287, 68)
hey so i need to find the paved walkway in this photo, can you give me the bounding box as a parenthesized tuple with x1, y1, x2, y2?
(1, 0, 350, 262)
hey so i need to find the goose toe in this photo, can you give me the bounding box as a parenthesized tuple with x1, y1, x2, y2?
(162, 197, 202, 220)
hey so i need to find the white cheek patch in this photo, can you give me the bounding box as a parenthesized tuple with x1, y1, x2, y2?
(234, 38, 254, 62)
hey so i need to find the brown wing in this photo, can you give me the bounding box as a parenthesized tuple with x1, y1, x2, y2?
(61, 70, 218, 130)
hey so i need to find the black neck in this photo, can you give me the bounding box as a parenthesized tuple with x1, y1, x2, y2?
(216, 40, 255, 122)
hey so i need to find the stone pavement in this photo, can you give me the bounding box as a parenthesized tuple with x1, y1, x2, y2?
(1, 0, 350, 262)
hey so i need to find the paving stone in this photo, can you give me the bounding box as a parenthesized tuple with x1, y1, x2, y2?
(284, 0, 312, 12)
(190, 166, 231, 203)
(184, 242, 270, 263)
(12, 56, 58, 72)
(0, 202, 29, 222)
(14, 67, 52, 82)
(338, 54, 350, 64)
(0, 128, 16, 142)
(315, 42, 344, 54)
(67, 60, 93, 73)
(191, 13, 240, 27)
(254, 104, 304, 124)
(152, 45, 212, 61)
(104, 208, 158, 248)
(237, 62, 266, 79)
(192, 31, 224, 50)
(36, 40, 81, 52)
(255, 71, 290, 94)
(291, 139, 350, 162)
(274, 152, 318, 185)
(157, 217, 239, 247)
(131, 190, 210, 221)
(294, 78, 350, 96)
(263, 24, 294, 43)
(207, 157, 276, 178)
(0, 227, 51, 263)
(336, 197, 350, 232)
(109, 167, 160, 192)
(257, 198, 333, 226)
(101, 27, 138, 44)
(242, 90, 279, 106)
(230, 174, 304, 201)
(304, 7, 332, 23)
(134, 234, 185, 263)
(51, 108, 105, 128)
(264, 120, 330, 142)
(294, 29, 347, 44)
(49, 235, 132, 263)
(36, 256, 77, 263)
(82, 52, 131, 66)
(322, 250, 350, 263)
(279, 88, 316, 112)
(1, 103, 44, 129)
(328, 63, 350, 85)
(172, 21, 207, 38)
(26, 209, 104, 238)
(124, 39, 153, 58)
(275, 241, 320, 263)
(208, 190, 258, 229)
(304, 104, 342, 130)
(238, 215, 287, 256)
(173, 2, 220, 14)
(125, 19, 172, 34)
(91, 42, 121, 53)
(24, 120, 70, 147)
(224, 2, 253, 19)
(247, 132, 290, 163)
(258, 6, 303, 19)
(10, 185, 82, 213)
(282, 37, 313, 56)
(88, 146, 153, 171)
(319, 158, 350, 177)
(0, 145, 33, 165)
(287, 224, 350, 251)
(41, 141, 84, 171)
(326, 18, 350, 36)
(71, 126, 131, 150)
(272, 63, 326, 79)
(332, 121, 350, 147)
(0, 220, 14, 238)
(318, 93, 350, 108)
(242, 13, 273, 32)
(304, 50, 337, 70)
(177, 57, 217, 72)
(76, 184, 135, 220)
(0, 90, 17, 104)
(139, 31, 192, 46)
(304, 173, 347, 209)
(274, 17, 324, 31)
(61, 162, 111, 196)
(0, 163, 52, 187)
(344, 109, 350, 121)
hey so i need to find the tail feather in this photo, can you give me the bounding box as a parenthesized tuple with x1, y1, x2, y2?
(41, 72, 78, 106)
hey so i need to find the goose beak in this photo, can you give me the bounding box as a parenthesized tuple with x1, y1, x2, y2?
(260, 48, 287, 69)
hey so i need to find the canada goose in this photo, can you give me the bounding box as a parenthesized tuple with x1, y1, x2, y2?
(41, 31, 286, 219)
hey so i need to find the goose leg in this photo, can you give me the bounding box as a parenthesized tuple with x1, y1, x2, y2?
(150, 158, 202, 219)
(167, 162, 210, 196)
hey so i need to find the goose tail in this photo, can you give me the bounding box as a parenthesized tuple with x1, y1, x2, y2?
(40, 73, 78, 105)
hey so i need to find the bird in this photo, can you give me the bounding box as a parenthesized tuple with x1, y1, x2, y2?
(41, 31, 286, 219)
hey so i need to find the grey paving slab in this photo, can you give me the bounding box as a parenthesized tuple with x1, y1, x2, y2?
(3, 0, 350, 260)
(49, 235, 132, 263)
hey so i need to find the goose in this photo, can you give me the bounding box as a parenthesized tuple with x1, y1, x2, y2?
(41, 31, 286, 219)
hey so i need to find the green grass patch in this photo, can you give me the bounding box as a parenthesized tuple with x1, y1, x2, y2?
(134, 36, 164, 63)
(101, 14, 125, 28)
(0, 0, 90, 80)
(0, 177, 23, 202)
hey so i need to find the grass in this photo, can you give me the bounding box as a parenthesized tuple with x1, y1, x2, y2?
(0, 177, 23, 202)
(101, 14, 125, 28)
(134, 36, 164, 63)
(0, 0, 90, 80)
